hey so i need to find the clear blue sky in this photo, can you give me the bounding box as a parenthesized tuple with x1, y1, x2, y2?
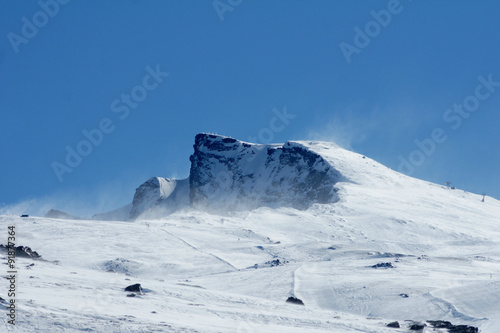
(1, 0, 500, 217)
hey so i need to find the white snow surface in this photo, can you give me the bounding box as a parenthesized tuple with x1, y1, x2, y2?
(1, 140, 500, 332)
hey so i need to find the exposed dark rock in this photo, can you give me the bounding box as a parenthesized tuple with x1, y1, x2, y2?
(286, 297, 304, 305)
(399, 293, 409, 298)
(448, 326, 479, 333)
(189, 134, 341, 211)
(129, 177, 189, 220)
(409, 322, 426, 330)
(20, 214, 29, 218)
(266, 259, 286, 267)
(126, 293, 136, 297)
(427, 320, 478, 332)
(251, 258, 289, 269)
(386, 321, 400, 328)
(0, 244, 41, 259)
(371, 262, 394, 268)
(124, 284, 142, 292)
(428, 320, 453, 328)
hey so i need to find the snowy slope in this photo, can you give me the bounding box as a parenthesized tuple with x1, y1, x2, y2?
(1, 137, 499, 332)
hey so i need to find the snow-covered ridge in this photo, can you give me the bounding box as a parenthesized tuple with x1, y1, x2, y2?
(100, 133, 495, 222)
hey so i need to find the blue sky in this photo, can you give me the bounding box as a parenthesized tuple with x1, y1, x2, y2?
(1, 0, 500, 217)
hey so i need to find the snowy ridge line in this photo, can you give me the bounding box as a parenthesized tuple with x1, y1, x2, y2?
(91, 133, 500, 222)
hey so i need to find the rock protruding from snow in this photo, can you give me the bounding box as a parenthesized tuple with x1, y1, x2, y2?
(129, 177, 189, 220)
(189, 133, 341, 211)
(124, 284, 142, 292)
(286, 297, 305, 305)
(0, 244, 42, 259)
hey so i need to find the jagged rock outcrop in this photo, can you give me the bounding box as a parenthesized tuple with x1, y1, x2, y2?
(0, 244, 42, 259)
(129, 177, 189, 220)
(104, 133, 343, 220)
(189, 133, 341, 211)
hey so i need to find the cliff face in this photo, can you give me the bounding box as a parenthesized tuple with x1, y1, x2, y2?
(126, 134, 342, 219)
(188, 134, 341, 211)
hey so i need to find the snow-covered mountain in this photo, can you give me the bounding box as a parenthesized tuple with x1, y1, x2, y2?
(2, 133, 499, 332)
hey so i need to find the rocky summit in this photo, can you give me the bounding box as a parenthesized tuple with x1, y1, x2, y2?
(118, 133, 343, 220)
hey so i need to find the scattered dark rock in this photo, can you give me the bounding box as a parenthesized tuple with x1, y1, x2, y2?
(409, 322, 426, 330)
(386, 321, 400, 328)
(399, 293, 409, 298)
(21, 214, 29, 218)
(126, 293, 136, 297)
(0, 245, 42, 259)
(428, 320, 453, 328)
(251, 258, 289, 269)
(327, 246, 336, 250)
(266, 259, 285, 267)
(371, 262, 393, 269)
(448, 325, 479, 333)
(124, 284, 142, 292)
(426, 320, 478, 332)
(286, 297, 304, 305)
